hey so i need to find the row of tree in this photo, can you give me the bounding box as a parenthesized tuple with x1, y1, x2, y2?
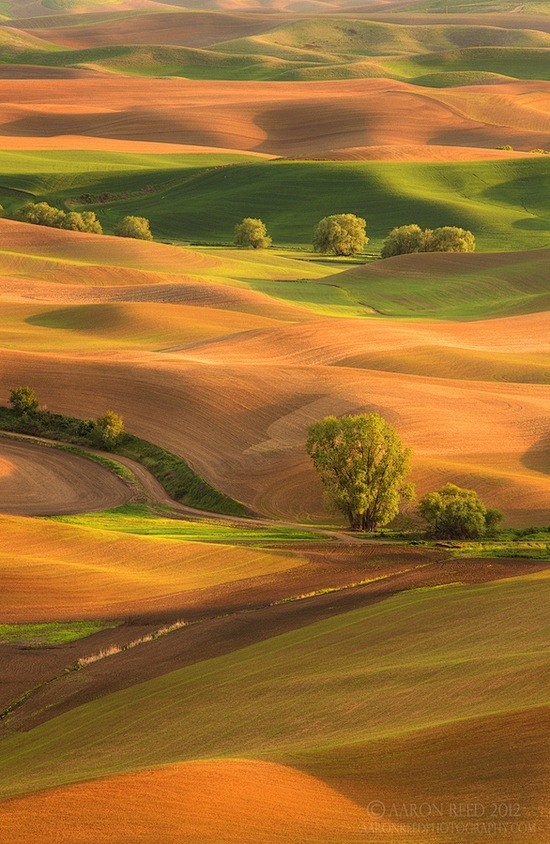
(9, 386, 125, 449)
(235, 214, 475, 257)
(12, 203, 474, 258)
(16, 202, 153, 241)
(307, 414, 502, 539)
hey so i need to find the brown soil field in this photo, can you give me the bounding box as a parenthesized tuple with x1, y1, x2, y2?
(0, 77, 548, 155)
(321, 143, 534, 161)
(0, 438, 132, 515)
(0, 134, 274, 155)
(0, 224, 547, 525)
(0, 512, 309, 623)
(0, 343, 548, 525)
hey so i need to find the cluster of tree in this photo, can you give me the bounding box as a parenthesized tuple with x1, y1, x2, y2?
(381, 224, 476, 258)
(9, 386, 125, 449)
(307, 413, 502, 538)
(234, 215, 474, 258)
(17, 202, 102, 233)
(15, 202, 152, 241)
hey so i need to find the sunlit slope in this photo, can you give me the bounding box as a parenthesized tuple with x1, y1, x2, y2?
(246, 249, 550, 319)
(0, 513, 305, 622)
(1, 78, 548, 158)
(0, 577, 547, 835)
(0, 301, 283, 352)
(1, 152, 548, 251)
(0, 760, 394, 844)
(188, 311, 550, 383)
(0, 220, 335, 320)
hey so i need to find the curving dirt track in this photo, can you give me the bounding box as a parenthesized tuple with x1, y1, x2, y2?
(0, 438, 132, 516)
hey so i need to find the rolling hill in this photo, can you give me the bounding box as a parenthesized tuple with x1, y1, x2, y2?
(0, 152, 548, 251)
(0, 5, 548, 842)
(0, 573, 548, 843)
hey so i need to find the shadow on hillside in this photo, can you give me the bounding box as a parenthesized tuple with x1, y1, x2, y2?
(521, 433, 550, 475)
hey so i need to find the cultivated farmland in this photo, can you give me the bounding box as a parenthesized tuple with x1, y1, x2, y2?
(0, 1, 548, 842)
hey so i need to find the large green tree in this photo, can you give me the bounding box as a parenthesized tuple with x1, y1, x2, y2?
(419, 483, 502, 539)
(306, 413, 413, 531)
(313, 214, 367, 256)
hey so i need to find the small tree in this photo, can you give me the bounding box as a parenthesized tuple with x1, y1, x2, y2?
(307, 413, 413, 531)
(380, 224, 428, 258)
(94, 411, 124, 449)
(9, 385, 39, 415)
(313, 214, 367, 256)
(234, 217, 272, 249)
(419, 483, 503, 539)
(426, 226, 476, 253)
(114, 216, 153, 241)
(62, 211, 103, 234)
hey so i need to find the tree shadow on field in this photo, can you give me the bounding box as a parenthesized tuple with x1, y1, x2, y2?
(510, 217, 550, 231)
(521, 433, 550, 475)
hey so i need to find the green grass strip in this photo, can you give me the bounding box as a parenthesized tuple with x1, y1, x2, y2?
(0, 621, 118, 647)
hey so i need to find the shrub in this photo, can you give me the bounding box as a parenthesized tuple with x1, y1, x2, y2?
(94, 411, 125, 449)
(419, 483, 503, 539)
(234, 217, 272, 249)
(17, 201, 66, 228)
(114, 215, 153, 241)
(9, 386, 39, 415)
(62, 211, 103, 234)
(313, 213, 368, 256)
